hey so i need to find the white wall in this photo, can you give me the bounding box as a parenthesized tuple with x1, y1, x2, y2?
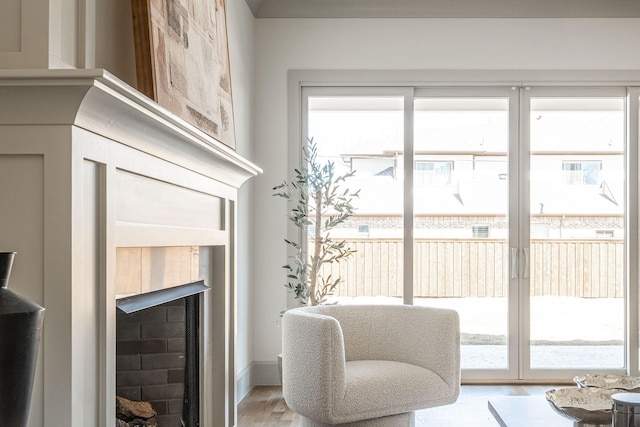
(225, 0, 257, 401)
(252, 18, 640, 375)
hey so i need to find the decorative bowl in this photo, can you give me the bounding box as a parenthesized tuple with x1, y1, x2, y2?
(545, 387, 614, 425)
(574, 373, 640, 393)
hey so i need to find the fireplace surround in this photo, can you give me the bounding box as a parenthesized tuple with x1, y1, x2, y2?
(0, 70, 260, 427)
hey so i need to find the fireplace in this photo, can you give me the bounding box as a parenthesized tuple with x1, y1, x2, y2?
(114, 245, 209, 426)
(0, 71, 260, 427)
(116, 282, 206, 427)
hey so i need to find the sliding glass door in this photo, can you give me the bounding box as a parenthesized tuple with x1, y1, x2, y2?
(412, 89, 518, 378)
(523, 88, 627, 378)
(302, 85, 634, 380)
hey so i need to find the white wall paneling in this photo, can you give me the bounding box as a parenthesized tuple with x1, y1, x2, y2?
(0, 0, 49, 67)
(0, 70, 259, 427)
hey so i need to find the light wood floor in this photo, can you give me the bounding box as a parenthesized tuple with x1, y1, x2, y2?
(237, 384, 566, 426)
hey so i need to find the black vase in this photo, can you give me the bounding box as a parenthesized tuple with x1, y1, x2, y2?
(0, 252, 45, 427)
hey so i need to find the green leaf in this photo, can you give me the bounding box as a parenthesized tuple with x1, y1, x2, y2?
(274, 136, 360, 307)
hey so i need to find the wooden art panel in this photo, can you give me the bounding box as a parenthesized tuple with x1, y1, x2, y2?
(131, 0, 236, 149)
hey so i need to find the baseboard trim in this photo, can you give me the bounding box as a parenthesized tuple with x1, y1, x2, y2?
(236, 360, 282, 402)
(236, 363, 253, 402)
(252, 360, 281, 386)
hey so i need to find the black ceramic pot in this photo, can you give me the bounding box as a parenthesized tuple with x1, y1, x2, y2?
(0, 252, 45, 427)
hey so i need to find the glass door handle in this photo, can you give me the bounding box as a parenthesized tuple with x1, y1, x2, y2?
(522, 248, 530, 279)
(511, 248, 518, 279)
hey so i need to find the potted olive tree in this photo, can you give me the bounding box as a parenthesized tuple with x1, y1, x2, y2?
(273, 138, 359, 383)
(273, 138, 360, 308)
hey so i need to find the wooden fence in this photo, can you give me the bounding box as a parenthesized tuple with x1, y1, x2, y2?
(319, 238, 624, 298)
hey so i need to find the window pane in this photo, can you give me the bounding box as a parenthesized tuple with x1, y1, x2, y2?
(413, 97, 511, 370)
(529, 97, 625, 370)
(307, 96, 405, 304)
(563, 161, 601, 185)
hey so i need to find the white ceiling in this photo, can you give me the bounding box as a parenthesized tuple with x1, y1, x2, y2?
(243, 0, 640, 18)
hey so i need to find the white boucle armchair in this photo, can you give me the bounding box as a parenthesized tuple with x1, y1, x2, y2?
(281, 304, 460, 426)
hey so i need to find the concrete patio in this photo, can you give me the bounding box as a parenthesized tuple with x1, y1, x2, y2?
(334, 295, 626, 370)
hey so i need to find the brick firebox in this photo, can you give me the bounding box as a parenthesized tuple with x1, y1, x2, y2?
(116, 296, 199, 427)
(116, 297, 189, 426)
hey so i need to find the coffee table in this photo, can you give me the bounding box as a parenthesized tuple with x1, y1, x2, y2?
(488, 396, 573, 426)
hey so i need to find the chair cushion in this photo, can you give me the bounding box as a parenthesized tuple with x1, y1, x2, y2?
(329, 360, 457, 424)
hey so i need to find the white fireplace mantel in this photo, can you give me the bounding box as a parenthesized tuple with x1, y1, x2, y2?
(0, 69, 260, 427)
(0, 69, 260, 187)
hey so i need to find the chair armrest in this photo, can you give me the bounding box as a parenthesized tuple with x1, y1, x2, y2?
(281, 309, 347, 420)
(367, 306, 460, 388)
